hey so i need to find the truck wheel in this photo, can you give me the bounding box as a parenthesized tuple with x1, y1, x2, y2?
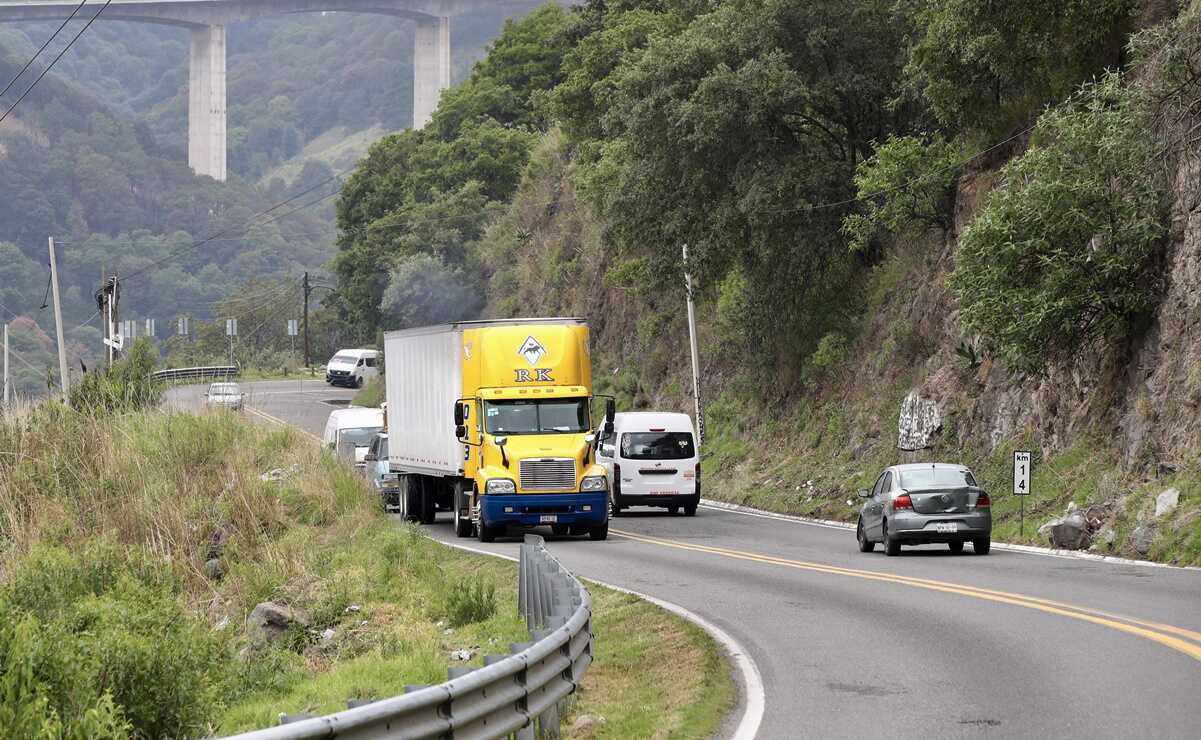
(419, 479, 436, 525)
(453, 486, 472, 538)
(551, 524, 570, 537)
(589, 521, 609, 541)
(478, 521, 497, 543)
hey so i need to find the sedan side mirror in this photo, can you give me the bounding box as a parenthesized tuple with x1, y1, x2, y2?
(857, 489, 870, 499)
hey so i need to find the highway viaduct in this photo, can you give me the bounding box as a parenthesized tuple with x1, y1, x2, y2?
(0, 0, 534, 181)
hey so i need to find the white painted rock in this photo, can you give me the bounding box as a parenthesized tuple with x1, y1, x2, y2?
(897, 391, 941, 451)
(1155, 488, 1179, 518)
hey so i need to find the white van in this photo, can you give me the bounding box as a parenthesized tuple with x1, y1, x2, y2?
(597, 412, 700, 517)
(322, 407, 385, 468)
(325, 349, 379, 388)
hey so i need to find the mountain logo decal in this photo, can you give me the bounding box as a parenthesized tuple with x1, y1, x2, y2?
(518, 335, 546, 366)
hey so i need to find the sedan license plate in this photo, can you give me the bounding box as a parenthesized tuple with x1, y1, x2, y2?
(935, 522, 958, 533)
(540, 514, 558, 524)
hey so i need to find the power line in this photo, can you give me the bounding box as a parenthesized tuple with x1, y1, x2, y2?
(0, 0, 114, 126)
(0, 0, 89, 100)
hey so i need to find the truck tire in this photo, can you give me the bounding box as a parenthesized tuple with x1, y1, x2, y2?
(589, 521, 609, 541)
(419, 479, 436, 525)
(477, 520, 497, 543)
(551, 524, 570, 537)
(453, 484, 472, 538)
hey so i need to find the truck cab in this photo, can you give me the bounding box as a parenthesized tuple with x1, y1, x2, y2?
(597, 412, 700, 517)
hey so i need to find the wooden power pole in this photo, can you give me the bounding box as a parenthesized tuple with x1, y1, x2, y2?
(48, 237, 70, 397)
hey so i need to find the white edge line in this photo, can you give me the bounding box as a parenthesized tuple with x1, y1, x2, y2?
(699, 499, 1201, 573)
(440, 539, 765, 740)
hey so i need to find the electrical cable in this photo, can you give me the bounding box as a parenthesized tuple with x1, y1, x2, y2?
(0, 0, 114, 126)
(0, 0, 89, 100)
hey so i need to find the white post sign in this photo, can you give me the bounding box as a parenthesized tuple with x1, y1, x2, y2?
(1013, 451, 1032, 495)
(225, 318, 238, 337)
(178, 316, 189, 336)
(287, 319, 299, 337)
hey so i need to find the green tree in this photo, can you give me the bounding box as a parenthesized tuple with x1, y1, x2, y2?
(950, 73, 1166, 372)
(901, 0, 1133, 132)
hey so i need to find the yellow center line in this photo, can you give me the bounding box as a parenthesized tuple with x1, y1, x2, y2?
(610, 528, 1201, 663)
(244, 405, 322, 443)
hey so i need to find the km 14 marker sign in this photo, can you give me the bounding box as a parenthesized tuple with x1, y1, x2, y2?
(1013, 450, 1032, 535)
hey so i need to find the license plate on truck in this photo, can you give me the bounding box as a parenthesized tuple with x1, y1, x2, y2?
(540, 515, 558, 523)
(935, 522, 958, 533)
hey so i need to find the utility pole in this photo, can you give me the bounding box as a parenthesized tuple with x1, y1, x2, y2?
(682, 244, 704, 447)
(48, 237, 70, 397)
(3, 322, 9, 408)
(97, 274, 121, 368)
(302, 271, 311, 372)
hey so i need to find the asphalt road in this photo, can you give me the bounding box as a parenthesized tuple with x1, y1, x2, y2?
(172, 379, 1201, 739)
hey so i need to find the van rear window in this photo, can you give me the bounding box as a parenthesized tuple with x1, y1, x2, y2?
(621, 432, 695, 460)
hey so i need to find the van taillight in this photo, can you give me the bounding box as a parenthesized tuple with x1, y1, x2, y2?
(894, 494, 913, 510)
(976, 492, 991, 508)
(695, 462, 701, 482)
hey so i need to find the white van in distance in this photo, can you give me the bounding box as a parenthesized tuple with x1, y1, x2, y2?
(597, 411, 700, 517)
(322, 406, 385, 468)
(325, 349, 379, 388)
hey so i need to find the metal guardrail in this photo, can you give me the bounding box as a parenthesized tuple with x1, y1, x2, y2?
(223, 534, 593, 740)
(152, 365, 238, 383)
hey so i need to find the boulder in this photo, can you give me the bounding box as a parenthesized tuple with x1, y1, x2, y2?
(246, 602, 309, 647)
(1047, 511, 1091, 550)
(1155, 488, 1180, 518)
(1129, 523, 1157, 555)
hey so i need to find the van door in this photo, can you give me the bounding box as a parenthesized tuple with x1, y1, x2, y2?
(619, 431, 697, 496)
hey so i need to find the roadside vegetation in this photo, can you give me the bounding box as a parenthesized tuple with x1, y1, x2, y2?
(0, 388, 730, 735)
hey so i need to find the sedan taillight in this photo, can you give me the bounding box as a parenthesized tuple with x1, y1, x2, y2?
(975, 492, 991, 508)
(894, 493, 913, 510)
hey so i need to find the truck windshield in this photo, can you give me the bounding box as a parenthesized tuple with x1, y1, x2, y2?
(621, 432, 695, 460)
(485, 399, 589, 435)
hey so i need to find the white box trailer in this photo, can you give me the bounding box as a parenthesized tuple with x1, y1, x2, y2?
(383, 325, 463, 478)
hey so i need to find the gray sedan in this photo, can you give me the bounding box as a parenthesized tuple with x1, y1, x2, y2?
(856, 463, 991, 556)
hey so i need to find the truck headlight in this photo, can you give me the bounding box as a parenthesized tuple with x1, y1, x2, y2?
(485, 478, 516, 494)
(580, 475, 608, 492)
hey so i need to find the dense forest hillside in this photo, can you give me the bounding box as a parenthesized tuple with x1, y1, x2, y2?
(0, 4, 540, 396)
(336, 0, 1201, 564)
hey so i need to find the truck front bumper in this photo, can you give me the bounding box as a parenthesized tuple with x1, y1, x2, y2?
(479, 492, 609, 528)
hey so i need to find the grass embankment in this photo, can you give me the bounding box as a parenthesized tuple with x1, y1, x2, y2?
(0, 405, 731, 736)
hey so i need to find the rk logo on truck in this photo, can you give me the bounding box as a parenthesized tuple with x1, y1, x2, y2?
(515, 368, 554, 382)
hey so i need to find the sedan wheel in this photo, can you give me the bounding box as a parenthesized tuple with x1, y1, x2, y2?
(883, 519, 901, 557)
(857, 518, 875, 553)
(948, 540, 964, 555)
(973, 538, 991, 555)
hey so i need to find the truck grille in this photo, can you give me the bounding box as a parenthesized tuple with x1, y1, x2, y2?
(520, 458, 576, 491)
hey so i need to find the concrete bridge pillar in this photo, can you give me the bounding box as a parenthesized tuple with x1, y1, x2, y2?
(189, 24, 227, 181)
(413, 15, 450, 129)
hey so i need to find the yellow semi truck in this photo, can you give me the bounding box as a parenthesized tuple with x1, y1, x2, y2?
(383, 318, 614, 542)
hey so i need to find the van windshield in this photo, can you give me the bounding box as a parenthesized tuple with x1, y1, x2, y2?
(621, 432, 695, 460)
(331, 353, 359, 364)
(337, 426, 382, 450)
(485, 399, 589, 435)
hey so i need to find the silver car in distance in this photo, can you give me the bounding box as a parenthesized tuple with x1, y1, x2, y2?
(856, 463, 991, 556)
(205, 382, 244, 411)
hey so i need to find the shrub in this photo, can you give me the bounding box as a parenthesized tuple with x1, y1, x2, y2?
(950, 72, 1166, 373)
(0, 543, 233, 738)
(445, 576, 497, 627)
(806, 332, 850, 384)
(842, 134, 960, 253)
(69, 338, 162, 414)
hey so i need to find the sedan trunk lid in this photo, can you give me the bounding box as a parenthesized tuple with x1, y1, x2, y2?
(905, 486, 981, 515)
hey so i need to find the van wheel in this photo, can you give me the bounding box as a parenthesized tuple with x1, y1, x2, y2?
(668, 506, 679, 515)
(684, 503, 697, 517)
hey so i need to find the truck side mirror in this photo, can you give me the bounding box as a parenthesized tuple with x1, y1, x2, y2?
(604, 421, 614, 436)
(455, 424, 466, 440)
(605, 398, 615, 423)
(453, 402, 464, 426)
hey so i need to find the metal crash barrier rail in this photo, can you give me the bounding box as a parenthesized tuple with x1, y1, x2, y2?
(222, 534, 593, 740)
(152, 365, 239, 384)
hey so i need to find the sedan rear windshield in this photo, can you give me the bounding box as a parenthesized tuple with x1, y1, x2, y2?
(621, 432, 695, 460)
(899, 468, 977, 488)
